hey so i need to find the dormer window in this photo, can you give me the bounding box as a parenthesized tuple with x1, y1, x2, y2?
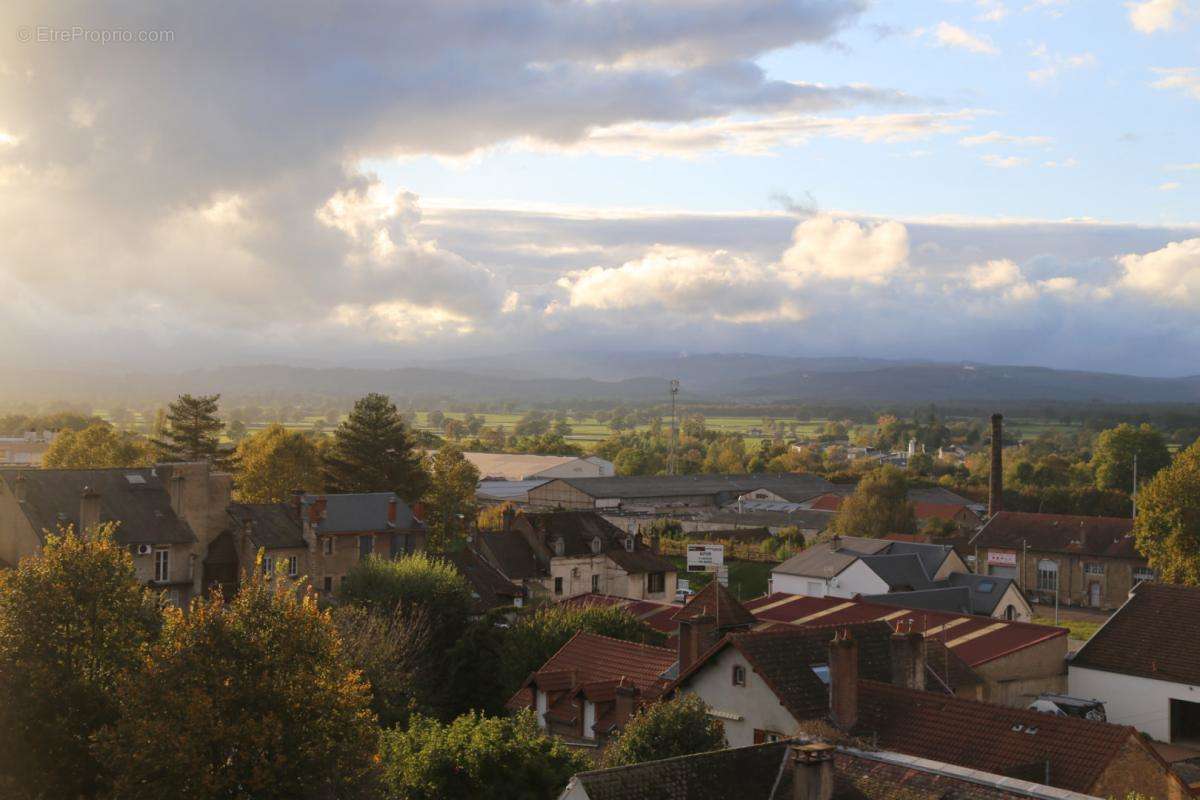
(624, 536, 635, 552)
(591, 537, 602, 554)
(554, 538, 565, 557)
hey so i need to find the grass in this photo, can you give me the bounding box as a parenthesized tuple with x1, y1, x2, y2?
(1032, 615, 1103, 641)
(667, 556, 776, 602)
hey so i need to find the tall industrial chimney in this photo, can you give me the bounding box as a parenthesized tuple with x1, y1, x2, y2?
(988, 413, 1003, 517)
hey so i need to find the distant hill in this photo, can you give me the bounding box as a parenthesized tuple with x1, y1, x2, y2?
(2, 356, 1198, 407)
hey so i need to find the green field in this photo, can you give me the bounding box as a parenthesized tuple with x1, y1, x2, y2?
(667, 556, 775, 602)
(1032, 615, 1102, 642)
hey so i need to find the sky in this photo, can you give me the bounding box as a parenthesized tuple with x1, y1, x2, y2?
(0, 0, 1198, 377)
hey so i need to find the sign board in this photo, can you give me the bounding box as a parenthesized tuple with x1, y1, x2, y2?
(686, 543, 725, 571)
(987, 550, 1017, 567)
(716, 565, 730, 587)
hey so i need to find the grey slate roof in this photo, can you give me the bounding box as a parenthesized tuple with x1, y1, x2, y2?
(478, 530, 545, 580)
(521, 511, 676, 575)
(863, 574, 1019, 617)
(857, 553, 931, 591)
(554, 473, 834, 502)
(301, 492, 416, 532)
(704, 508, 836, 531)
(0, 467, 196, 545)
(226, 502, 304, 549)
(772, 536, 891, 578)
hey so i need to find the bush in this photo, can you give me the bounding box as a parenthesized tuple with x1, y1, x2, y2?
(602, 695, 726, 767)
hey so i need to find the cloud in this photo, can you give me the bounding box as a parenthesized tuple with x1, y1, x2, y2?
(931, 22, 1000, 54)
(961, 131, 1053, 147)
(1152, 67, 1200, 100)
(1159, 182, 1182, 191)
(976, 1, 1010, 22)
(779, 216, 909, 285)
(982, 154, 1029, 168)
(1127, 0, 1191, 33)
(1120, 238, 1200, 306)
(1027, 46, 1097, 82)
(1043, 158, 1080, 168)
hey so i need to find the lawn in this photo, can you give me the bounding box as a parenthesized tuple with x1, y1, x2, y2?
(1031, 615, 1103, 642)
(667, 556, 776, 602)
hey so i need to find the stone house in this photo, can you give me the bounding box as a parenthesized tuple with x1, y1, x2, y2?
(477, 510, 676, 602)
(970, 511, 1151, 610)
(0, 462, 232, 606)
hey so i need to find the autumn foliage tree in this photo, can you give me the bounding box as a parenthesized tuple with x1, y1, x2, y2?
(422, 444, 480, 550)
(43, 422, 155, 469)
(601, 694, 727, 768)
(829, 465, 917, 539)
(0, 524, 157, 800)
(232, 423, 324, 503)
(1134, 440, 1200, 586)
(95, 566, 377, 800)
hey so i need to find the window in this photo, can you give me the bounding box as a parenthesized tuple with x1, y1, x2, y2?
(390, 533, 414, 558)
(624, 536, 635, 552)
(322, 576, 333, 592)
(553, 538, 565, 557)
(154, 548, 169, 582)
(754, 729, 783, 744)
(1083, 562, 1105, 576)
(591, 574, 600, 593)
(591, 537, 602, 554)
(810, 664, 830, 685)
(647, 571, 666, 594)
(1133, 566, 1156, 584)
(287, 556, 298, 578)
(1004, 604, 1016, 620)
(322, 537, 333, 556)
(358, 535, 374, 561)
(732, 664, 747, 686)
(262, 555, 274, 577)
(1036, 559, 1059, 593)
(554, 577, 563, 595)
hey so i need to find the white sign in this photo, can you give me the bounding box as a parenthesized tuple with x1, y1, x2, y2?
(687, 543, 725, 571)
(987, 550, 1017, 567)
(716, 565, 730, 587)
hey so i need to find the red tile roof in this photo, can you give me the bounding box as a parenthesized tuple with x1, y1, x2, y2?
(1072, 582, 1200, 686)
(913, 502, 975, 522)
(855, 680, 1148, 794)
(671, 581, 757, 629)
(972, 511, 1140, 559)
(561, 593, 683, 635)
(810, 494, 845, 511)
(534, 631, 676, 694)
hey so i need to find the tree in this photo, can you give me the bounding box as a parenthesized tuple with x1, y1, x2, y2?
(324, 393, 429, 502)
(0, 524, 157, 800)
(1133, 440, 1200, 585)
(422, 445, 481, 550)
(830, 465, 917, 538)
(514, 411, 551, 437)
(377, 710, 587, 800)
(333, 604, 435, 728)
(445, 609, 510, 717)
(499, 604, 661, 695)
(601, 695, 726, 768)
(95, 566, 377, 800)
(151, 393, 225, 463)
(42, 422, 154, 468)
(233, 423, 323, 503)
(427, 409, 446, 430)
(1091, 423, 1170, 492)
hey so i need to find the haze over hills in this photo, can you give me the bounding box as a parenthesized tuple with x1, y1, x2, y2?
(3, 354, 1199, 408)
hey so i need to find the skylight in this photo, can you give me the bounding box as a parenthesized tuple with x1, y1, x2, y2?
(811, 664, 830, 685)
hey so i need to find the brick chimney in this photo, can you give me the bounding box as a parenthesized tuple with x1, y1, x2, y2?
(613, 679, 637, 727)
(790, 743, 836, 800)
(889, 621, 926, 691)
(988, 413, 1004, 517)
(677, 613, 718, 674)
(79, 486, 102, 534)
(13, 473, 27, 503)
(308, 496, 327, 525)
(387, 496, 398, 525)
(828, 629, 859, 731)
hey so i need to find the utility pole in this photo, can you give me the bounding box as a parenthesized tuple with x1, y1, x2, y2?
(1132, 452, 1138, 520)
(668, 379, 680, 476)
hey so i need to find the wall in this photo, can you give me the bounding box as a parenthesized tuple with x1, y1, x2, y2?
(1069, 666, 1200, 743)
(977, 546, 1147, 611)
(0, 480, 42, 568)
(526, 481, 596, 510)
(972, 634, 1068, 707)
(680, 647, 801, 748)
(1090, 734, 1189, 800)
(933, 550, 969, 580)
(991, 584, 1033, 622)
(771, 572, 829, 597)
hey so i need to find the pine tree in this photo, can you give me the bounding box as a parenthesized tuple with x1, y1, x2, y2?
(324, 393, 429, 502)
(151, 394, 226, 463)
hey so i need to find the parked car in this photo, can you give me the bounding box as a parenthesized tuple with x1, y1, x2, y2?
(1029, 694, 1106, 722)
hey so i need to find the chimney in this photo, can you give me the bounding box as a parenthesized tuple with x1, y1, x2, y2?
(13, 473, 27, 504)
(167, 471, 185, 517)
(308, 496, 327, 525)
(677, 613, 718, 674)
(988, 413, 1004, 517)
(828, 629, 859, 731)
(790, 743, 836, 800)
(411, 502, 425, 522)
(79, 486, 102, 534)
(613, 679, 637, 726)
(387, 496, 398, 525)
(889, 622, 926, 691)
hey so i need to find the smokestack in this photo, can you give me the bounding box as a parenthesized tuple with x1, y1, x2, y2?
(988, 414, 1004, 517)
(790, 743, 836, 800)
(828, 629, 859, 730)
(79, 486, 102, 534)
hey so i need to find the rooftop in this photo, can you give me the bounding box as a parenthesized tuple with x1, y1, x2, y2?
(524, 630, 675, 698)
(1071, 582, 1200, 686)
(460, 451, 590, 480)
(301, 491, 417, 533)
(548, 473, 834, 501)
(226, 501, 304, 549)
(971, 512, 1139, 559)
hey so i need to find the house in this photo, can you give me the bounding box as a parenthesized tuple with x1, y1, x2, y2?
(558, 738, 1102, 800)
(478, 510, 676, 602)
(1069, 582, 1200, 746)
(0, 462, 232, 606)
(0, 430, 56, 466)
(862, 570, 1032, 621)
(770, 536, 971, 598)
(743, 593, 1067, 707)
(459, 452, 614, 481)
(444, 544, 524, 613)
(970, 512, 1151, 609)
(526, 474, 834, 514)
(213, 491, 426, 597)
(676, 623, 1186, 799)
(508, 631, 676, 747)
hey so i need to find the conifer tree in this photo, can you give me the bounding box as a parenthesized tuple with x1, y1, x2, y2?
(324, 393, 429, 502)
(151, 393, 226, 463)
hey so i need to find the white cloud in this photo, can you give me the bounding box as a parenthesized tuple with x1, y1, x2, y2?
(977, 1, 1010, 22)
(1160, 181, 1182, 190)
(779, 216, 910, 285)
(1120, 238, 1200, 306)
(932, 22, 1000, 54)
(1043, 158, 1080, 168)
(982, 154, 1029, 168)
(1152, 67, 1200, 100)
(1127, 0, 1191, 33)
(1167, 162, 1200, 170)
(961, 131, 1053, 147)
(1027, 47, 1097, 82)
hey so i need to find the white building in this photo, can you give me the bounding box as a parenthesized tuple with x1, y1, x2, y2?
(1069, 582, 1200, 744)
(770, 536, 967, 598)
